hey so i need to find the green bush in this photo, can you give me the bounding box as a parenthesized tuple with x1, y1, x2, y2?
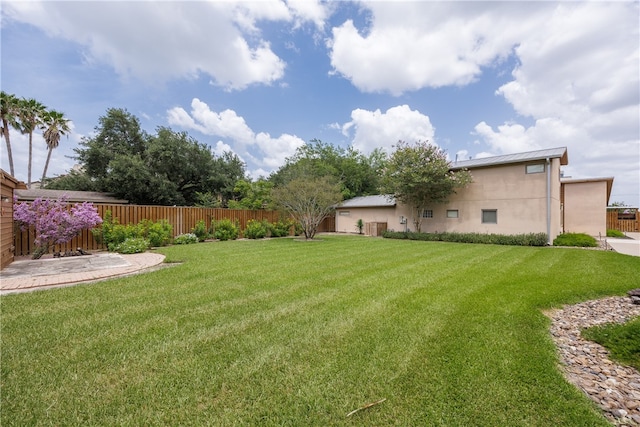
(382, 230, 548, 246)
(214, 219, 240, 241)
(137, 219, 173, 247)
(552, 233, 598, 247)
(92, 211, 137, 249)
(93, 211, 173, 250)
(607, 229, 626, 238)
(191, 220, 210, 242)
(268, 219, 293, 237)
(244, 219, 268, 239)
(174, 233, 199, 245)
(109, 237, 150, 254)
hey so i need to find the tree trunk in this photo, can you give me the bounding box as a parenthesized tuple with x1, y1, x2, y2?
(2, 120, 14, 176)
(41, 146, 53, 185)
(28, 131, 33, 188)
(413, 206, 423, 232)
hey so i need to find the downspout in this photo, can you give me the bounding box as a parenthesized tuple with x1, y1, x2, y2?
(546, 157, 551, 245)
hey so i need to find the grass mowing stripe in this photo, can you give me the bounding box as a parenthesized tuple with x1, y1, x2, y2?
(2, 235, 639, 426)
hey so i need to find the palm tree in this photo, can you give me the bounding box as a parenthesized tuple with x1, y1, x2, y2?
(0, 91, 19, 176)
(40, 110, 71, 184)
(17, 98, 47, 188)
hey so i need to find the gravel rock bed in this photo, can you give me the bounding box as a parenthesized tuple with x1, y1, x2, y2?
(547, 296, 640, 426)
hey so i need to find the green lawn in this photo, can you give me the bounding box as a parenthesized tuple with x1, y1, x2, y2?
(582, 317, 640, 370)
(2, 235, 639, 426)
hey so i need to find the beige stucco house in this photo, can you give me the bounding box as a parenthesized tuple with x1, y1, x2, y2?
(335, 147, 613, 243)
(561, 177, 613, 237)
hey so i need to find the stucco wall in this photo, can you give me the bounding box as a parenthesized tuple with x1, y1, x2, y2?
(335, 206, 397, 234)
(343, 158, 565, 241)
(401, 160, 562, 240)
(563, 181, 607, 236)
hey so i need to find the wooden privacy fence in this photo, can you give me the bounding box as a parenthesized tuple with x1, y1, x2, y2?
(14, 204, 283, 257)
(607, 208, 639, 233)
(13, 204, 338, 257)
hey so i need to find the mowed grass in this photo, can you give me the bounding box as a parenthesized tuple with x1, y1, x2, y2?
(582, 317, 640, 370)
(2, 235, 639, 426)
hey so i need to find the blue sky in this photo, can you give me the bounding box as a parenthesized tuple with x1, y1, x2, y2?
(2, 1, 639, 206)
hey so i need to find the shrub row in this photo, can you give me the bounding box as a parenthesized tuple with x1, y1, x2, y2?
(92, 212, 302, 252)
(382, 230, 549, 246)
(92, 211, 173, 252)
(213, 218, 299, 241)
(173, 233, 199, 245)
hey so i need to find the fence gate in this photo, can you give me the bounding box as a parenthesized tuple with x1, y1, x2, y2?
(607, 208, 639, 232)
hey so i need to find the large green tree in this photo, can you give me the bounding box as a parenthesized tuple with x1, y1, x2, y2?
(210, 151, 246, 206)
(40, 110, 71, 184)
(382, 140, 473, 231)
(270, 139, 385, 199)
(0, 91, 19, 176)
(228, 178, 274, 210)
(75, 108, 148, 182)
(57, 108, 246, 205)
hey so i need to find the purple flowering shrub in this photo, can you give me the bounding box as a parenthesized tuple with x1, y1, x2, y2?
(13, 196, 103, 259)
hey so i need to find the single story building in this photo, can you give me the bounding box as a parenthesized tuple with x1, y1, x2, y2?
(335, 147, 613, 243)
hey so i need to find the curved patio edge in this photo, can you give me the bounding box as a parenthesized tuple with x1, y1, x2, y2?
(0, 252, 166, 294)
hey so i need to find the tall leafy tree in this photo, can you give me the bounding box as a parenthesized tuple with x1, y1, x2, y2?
(270, 139, 385, 199)
(382, 140, 473, 231)
(75, 108, 148, 182)
(17, 98, 47, 187)
(0, 91, 19, 175)
(60, 108, 248, 205)
(145, 127, 221, 205)
(40, 110, 71, 184)
(228, 178, 274, 210)
(272, 166, 343, 240)
(211, 151, 246, 206)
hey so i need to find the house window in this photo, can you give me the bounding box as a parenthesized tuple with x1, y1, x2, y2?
(422, 209, 433, 218)
(339, 211, 350, 216)
(482, 209, 497, 224)
(446, 210, 459, 218)
(526, 163, 545, 174)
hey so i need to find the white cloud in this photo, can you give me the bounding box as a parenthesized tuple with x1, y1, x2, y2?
(1, 0, 329, 90)
(212, 141, 233, 157)
(473, 2, 639, 205)
(167, 98, 304, 175)
(328, 2, 550, 95)
(342, 105, 435, 154)
(287, 0, 329, 30)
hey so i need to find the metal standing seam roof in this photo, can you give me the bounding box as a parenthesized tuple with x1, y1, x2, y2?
(337, 194, 396, 208)
(451, 147, 568, 170)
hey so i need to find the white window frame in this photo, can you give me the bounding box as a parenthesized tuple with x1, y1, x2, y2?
(339, 211, 350, 216)
(446, 209, 459, 218)
(526, 163, 545, 174)
(482, 209, 497, 224)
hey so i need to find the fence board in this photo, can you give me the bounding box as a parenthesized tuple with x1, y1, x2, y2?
(13, 204, 334, 257)
(607, 209, 639, 232)
(13, 202, 340, 257)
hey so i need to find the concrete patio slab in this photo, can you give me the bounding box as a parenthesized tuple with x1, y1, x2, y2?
(0, 252, 166, 294)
